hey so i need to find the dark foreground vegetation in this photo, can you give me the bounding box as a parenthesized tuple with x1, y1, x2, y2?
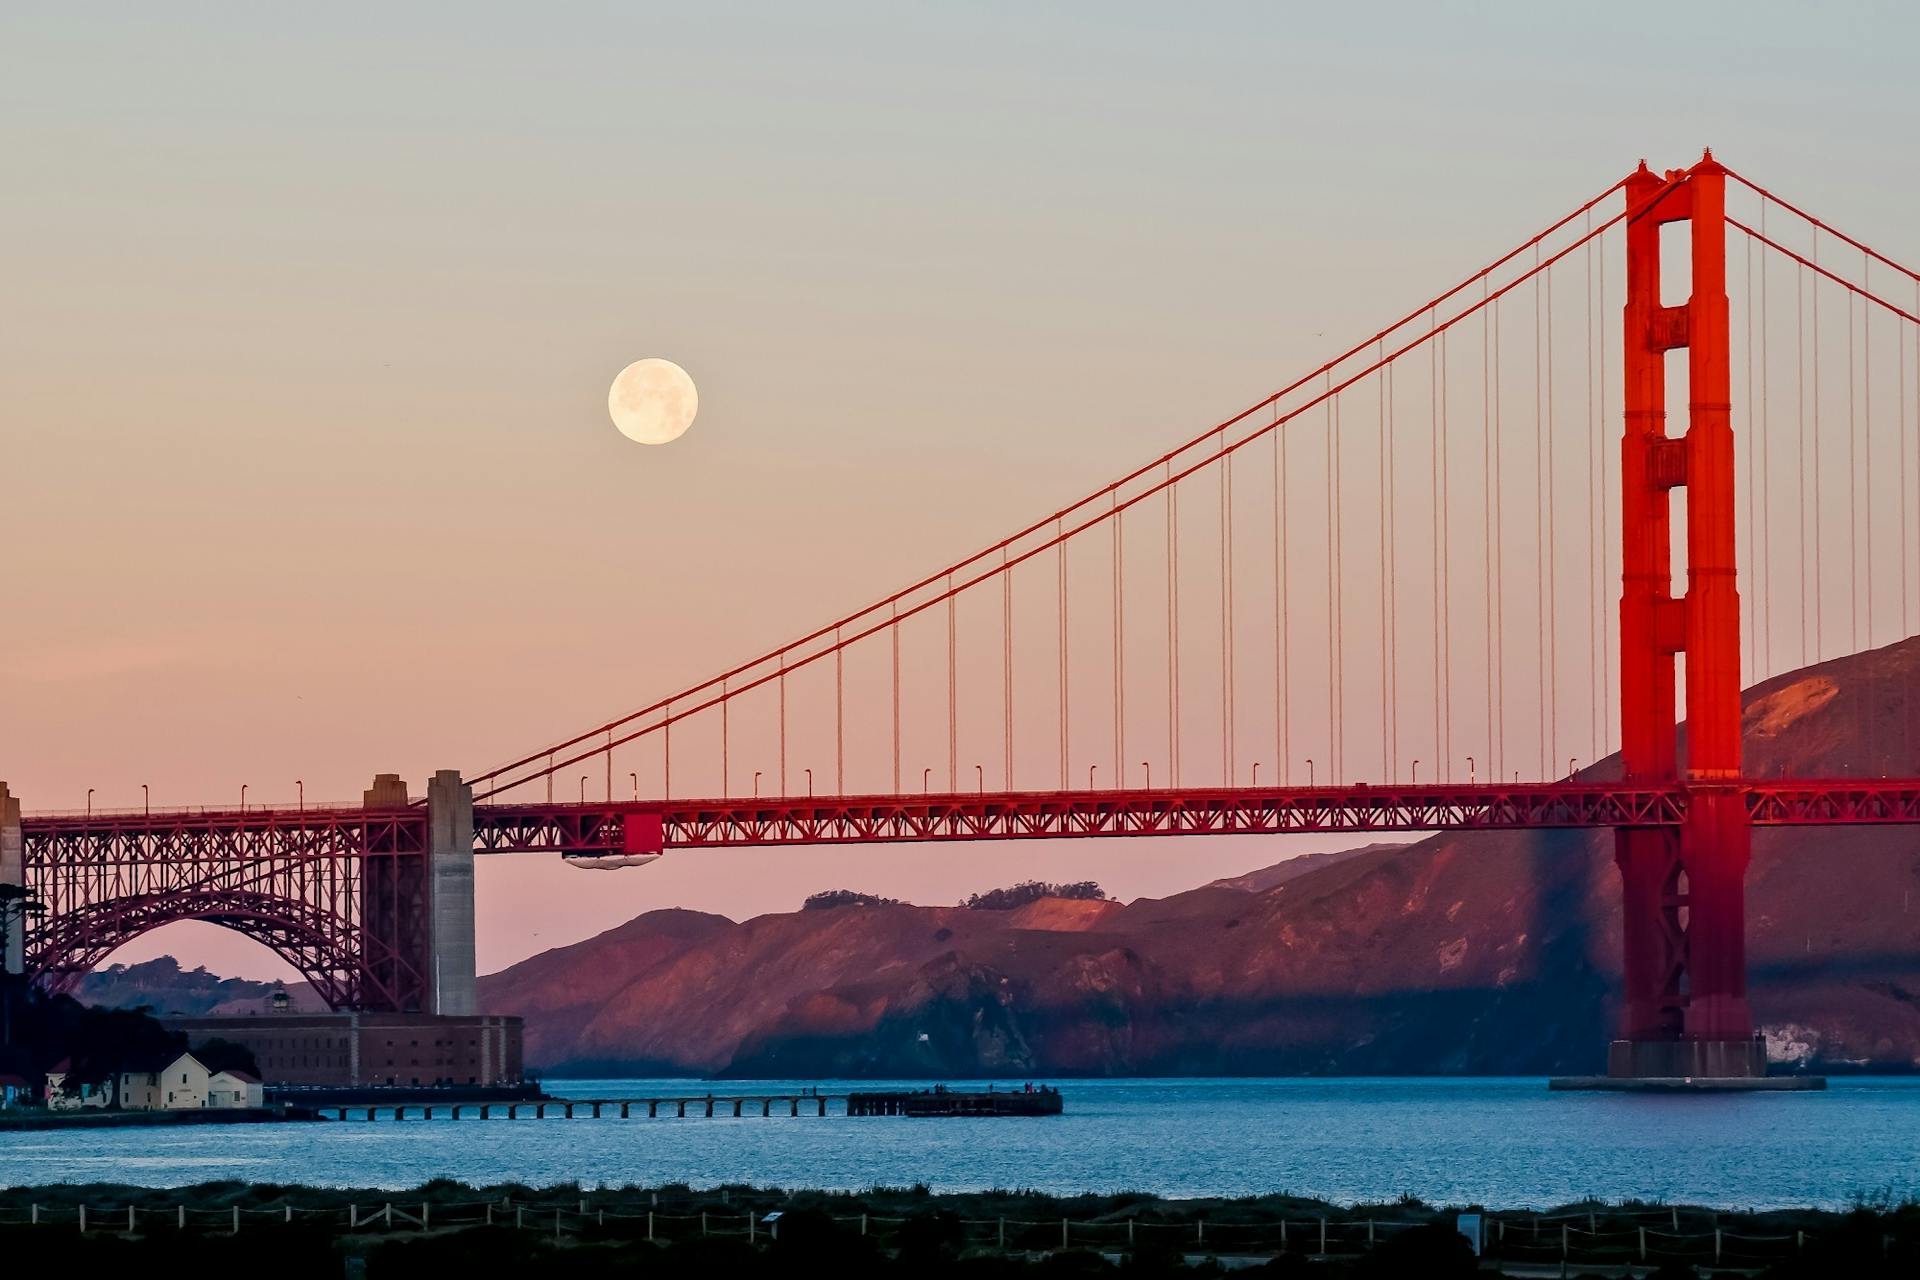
(1, 1182, 1917, 1277)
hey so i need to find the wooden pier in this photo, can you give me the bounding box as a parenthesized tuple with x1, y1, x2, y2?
(327, 1093, 835, 1122)
(846, 1086, 1063, 1117)
(323, 1087, 1061, 1121)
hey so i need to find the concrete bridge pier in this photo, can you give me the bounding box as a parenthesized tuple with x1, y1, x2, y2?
(1, 783, 23, 976)
(425, 770, 476, 1016)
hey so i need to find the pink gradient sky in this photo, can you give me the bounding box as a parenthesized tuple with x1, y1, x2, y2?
(3, 4, 1915, 980)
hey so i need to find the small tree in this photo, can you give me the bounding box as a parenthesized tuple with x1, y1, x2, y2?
(193, 1037, 262, 1078)
(962, 880, 1109, 910)
(802, 889, 901, 911)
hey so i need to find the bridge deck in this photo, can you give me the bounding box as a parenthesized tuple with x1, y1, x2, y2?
(21, 779, 1920, 857)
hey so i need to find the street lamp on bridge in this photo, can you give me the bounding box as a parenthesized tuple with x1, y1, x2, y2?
(630, 772, 638, 802)
(1305, 759, 1314, 787)
(1411, 760, 1420, 785)
(142, 784, 149, 817)
(240, 784, 247, 813)
(86, 788, 93, 818)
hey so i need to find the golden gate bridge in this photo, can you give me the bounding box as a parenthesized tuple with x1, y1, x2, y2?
(7, 153, 1920, 1079)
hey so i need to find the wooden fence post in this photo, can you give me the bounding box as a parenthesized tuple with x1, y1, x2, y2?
(79, 1204, 86, 1234)
(750, 1212, 757, 1244)
(350, 1204, 358, 1230)
(702, 1211, 708, 1236)
(29, 1204, 37, 1226)
(998, 1217, 1004, 1248)
(177, 1205, 183, 1230)
(1368, 1219, 1375, 1245)
(422, 1203, 429, 1230)
(285, 1205, 292, 1224)
(1280, 1219, 1287, 1250)
(1319, 1217, 1326, 1255)
(1561, 1224, 1568, 1258)
(233, 1206, 240, 1234)
(1061, 1218, 1068, 1250)
(647, 1212, 654, 1241)
(1640, 1226, 1647, 1260)
(1715, 1228, 1722, 1264)
(128, 1206, 135, 1233)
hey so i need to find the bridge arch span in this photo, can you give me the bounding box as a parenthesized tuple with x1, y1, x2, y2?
(30, 889, 388, 1011)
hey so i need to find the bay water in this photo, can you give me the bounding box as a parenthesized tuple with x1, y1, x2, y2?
(3, 1077, 1915, 1210)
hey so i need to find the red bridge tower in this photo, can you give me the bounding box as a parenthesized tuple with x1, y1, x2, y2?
(1613, 152, 1762, 1078)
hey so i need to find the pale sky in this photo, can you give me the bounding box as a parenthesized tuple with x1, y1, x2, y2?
(3, 3, 1916, 979)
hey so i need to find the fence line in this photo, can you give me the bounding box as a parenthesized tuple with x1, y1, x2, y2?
(0, 1198, 1825, 1263)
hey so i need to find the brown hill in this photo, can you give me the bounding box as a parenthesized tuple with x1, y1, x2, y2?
(480, 636, 1920, 1077)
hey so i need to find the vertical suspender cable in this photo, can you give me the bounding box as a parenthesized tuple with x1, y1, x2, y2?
(778, 652, 787, 797)
(1862, 250, 1873, 651)
(1003, 549, 1014, 790)
(1761, 202, 1773, 677)
(1746, 232, 1757, 682)
(1494, 292, 1507, 777)
(721, 679, 729, 798)
(1159, 475, 1175, 786)
(1848, 274, 1859, 652)
(1441, 330, 1452, 778)
(1431, 318, 1443, 777)
(1589, 210, 1601, 757)
(1798, 262, 1809, 665)
(1904, 276, 1920, 644)
(1387, 356, 1399, 773)
(1535, 259, 1547, 776)
(1058, 520, 1069, 789)
(1222, 434, 1235, 784)
(891, 602, 901, 792)
(1599, 226, 1611, 756)
(1379, 346, 1391, 780)
(1329, 376, 1342, 782)
(1814, 235, 1824, 661)
(1114, 494, 1125, 785)
(1545, 268, 1556, 774)
(1484, 284, 1496, 771)
(835, 627, 845, 794)
(948, 573, 958, 792)
(1273, 423, 1287, 784)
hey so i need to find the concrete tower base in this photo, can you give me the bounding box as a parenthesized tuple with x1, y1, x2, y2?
(1550, 1038, 1825, 1091)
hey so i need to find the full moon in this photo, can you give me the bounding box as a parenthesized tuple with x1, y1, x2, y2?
(607, 357, 698, 445)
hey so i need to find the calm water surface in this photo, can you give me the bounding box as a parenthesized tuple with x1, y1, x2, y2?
(3, 1077, 1916, 1209)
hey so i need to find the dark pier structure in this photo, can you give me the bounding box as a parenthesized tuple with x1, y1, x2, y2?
(847, 1086, 1062, 1117)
